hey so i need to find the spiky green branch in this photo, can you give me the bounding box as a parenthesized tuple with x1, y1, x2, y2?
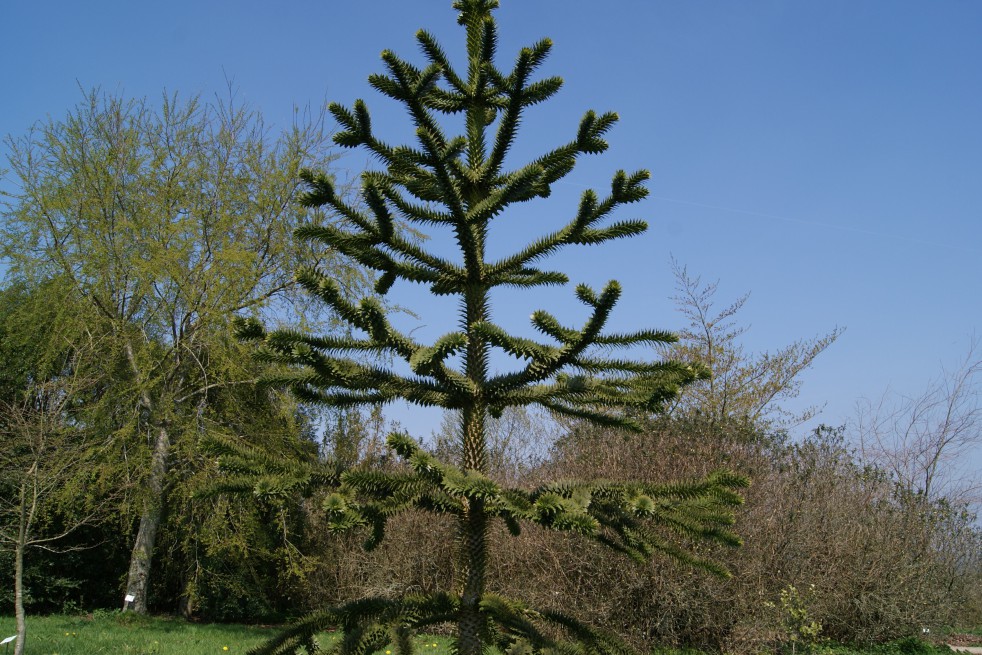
(226, 2, 748, 654)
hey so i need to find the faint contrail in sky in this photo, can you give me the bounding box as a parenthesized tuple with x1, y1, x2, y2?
(649, 194, 979, 254)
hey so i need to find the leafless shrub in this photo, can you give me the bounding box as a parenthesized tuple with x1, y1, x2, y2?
(856, 338, 981, 508)
(485, 419, 980, 652)
(298, 413, 980, 652)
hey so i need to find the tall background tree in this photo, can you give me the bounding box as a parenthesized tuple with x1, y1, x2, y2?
(221, 2, 747, 653)
(1, 88, 368, 614)
(664, 258, 841, 435)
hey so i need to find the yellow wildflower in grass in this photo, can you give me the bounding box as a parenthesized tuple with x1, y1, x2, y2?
(223, 647, 229, 651)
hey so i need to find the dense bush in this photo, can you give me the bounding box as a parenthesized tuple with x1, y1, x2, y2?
(295, 415, 981, 653)
(5, 407, 978, 651)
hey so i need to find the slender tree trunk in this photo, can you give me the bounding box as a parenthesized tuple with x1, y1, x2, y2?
(457, 283, 490, 655)
(121, 338, 175, 614)
(124, 423, 171, 613)
(458, 405, 489, 655)
(14, 481, 28, 655)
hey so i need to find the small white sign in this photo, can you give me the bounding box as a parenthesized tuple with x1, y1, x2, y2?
(0, 635, 16, 645)
(124, 594, 135, 602)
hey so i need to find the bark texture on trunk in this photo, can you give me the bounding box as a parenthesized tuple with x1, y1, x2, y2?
(456, 283, 491, 655)
(457, 501, 488, 655)
(123, 424, 170, 613)
(14, 480, 28, 655)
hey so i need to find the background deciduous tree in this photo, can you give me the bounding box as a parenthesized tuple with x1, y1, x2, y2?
(856, 338, 981, 507)
(1, 88, 367, 613)
(0, 381, 104, 655)
(664, 258, 841, 434)
(0, 280, 122, 655)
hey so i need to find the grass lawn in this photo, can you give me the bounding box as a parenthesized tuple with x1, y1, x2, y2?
(0, 613, 453, 655)
(0, 613, 971, 655)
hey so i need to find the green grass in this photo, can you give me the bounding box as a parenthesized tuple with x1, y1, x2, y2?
(2, 613, 971, 655)
(0, 613, 454, 655)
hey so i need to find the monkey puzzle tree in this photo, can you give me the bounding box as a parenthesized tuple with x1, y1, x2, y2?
(225, 1, 748, 653)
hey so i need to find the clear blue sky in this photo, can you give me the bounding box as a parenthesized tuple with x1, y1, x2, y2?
(2, 1, 980, 444)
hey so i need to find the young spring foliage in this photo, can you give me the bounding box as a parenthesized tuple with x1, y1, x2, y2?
(226, 1, 749, 653)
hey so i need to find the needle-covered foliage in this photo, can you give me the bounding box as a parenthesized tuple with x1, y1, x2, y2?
(218, 2, 748, 653)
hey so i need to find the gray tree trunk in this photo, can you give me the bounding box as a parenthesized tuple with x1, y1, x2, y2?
(14, 481, 28, 655)
(123, 424, 171, 613)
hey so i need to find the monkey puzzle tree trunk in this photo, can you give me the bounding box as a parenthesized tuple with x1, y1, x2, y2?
(124, 423, 171, 613)
(457, 283, 491, 655)
(458, 499, 489, 655)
